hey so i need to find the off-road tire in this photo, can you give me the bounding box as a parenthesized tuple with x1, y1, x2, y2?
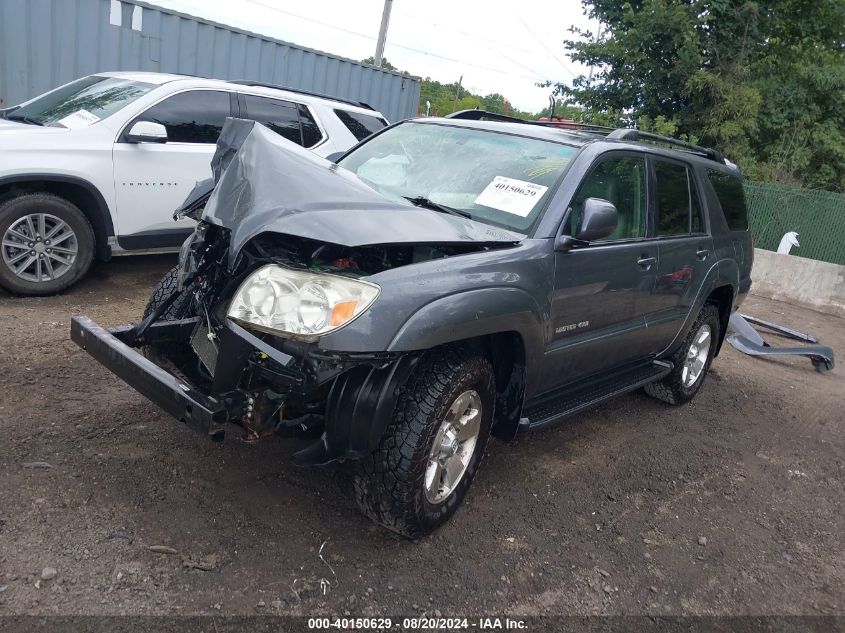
(353, 347, 495, 538)
(0, 193, 94, 295)
(644, 303, 720, 405)
(143, 265, 195, 320)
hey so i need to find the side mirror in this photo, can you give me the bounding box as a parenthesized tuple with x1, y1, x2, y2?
(556, 197, 618, 251)
(125, 121, 168, 144)
(577, 197, 618, 241)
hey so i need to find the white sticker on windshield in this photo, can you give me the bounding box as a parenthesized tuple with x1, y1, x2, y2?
(474, 176, 548, 217)
(57, 109, 100, 130)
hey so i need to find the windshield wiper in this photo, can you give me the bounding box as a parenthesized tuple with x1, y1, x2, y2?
(6, 114, 44, 126)
(403, 196, 471, 219)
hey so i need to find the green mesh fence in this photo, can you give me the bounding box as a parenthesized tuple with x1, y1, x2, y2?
(745, 181, 845, 266)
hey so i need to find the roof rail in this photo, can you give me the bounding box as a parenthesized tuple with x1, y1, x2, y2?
(445, 109, 528, 123)
(446, 109, 616, 134)
(228, 80, 376, 111)
(607, 129, 723, 162)
(445, 110, 726, 164)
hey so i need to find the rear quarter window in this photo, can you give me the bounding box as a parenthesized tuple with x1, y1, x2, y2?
(334, 109, 387, 141)
(707, 170, 748, 230)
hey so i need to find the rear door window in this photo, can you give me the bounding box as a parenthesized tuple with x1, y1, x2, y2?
(707, 170, 748, 230)
(653, 160, 704, 235)
(242, 95, 302, 145)
(136, 90, 232, 143)
(334, 109, 388, 141)
(298, 104, 324, 147)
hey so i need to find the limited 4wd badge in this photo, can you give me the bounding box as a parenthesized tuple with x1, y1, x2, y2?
(556, 320, 590, 335)
(474, 176, 548, 217)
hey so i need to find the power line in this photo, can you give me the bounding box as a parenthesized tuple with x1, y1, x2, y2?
(517, 15, 577, 79)
(243, 0, 550, 81)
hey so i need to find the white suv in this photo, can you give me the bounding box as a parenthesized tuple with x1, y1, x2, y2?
(0, 71, 388, 295)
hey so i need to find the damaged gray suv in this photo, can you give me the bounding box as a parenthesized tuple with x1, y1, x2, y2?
(72, 111, 753, 537)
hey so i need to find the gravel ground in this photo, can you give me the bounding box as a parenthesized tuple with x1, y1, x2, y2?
(0, 254, 843, 617)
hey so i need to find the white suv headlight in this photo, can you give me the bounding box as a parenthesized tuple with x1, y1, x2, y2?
(227, 265, 380, 340)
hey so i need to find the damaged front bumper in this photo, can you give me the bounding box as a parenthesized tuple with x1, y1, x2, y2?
(70, 315, 418, 465)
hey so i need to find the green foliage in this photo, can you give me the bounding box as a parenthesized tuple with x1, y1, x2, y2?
(365, 58, 538, 120)
(560, 0, 845, 192)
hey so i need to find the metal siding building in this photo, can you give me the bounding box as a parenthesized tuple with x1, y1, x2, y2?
(0, 0, 421, 122)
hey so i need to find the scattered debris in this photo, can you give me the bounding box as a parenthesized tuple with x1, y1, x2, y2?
(649, 586, 658, 594)
(182, 554, 220, 571)
(22, 462, 52, 470)
(597, 568, 611, 578)
(148, 545, 178, 555)
(506, 537, 515, 543)
(727, 313, 834, 373)
(290, 580, 302, 602)
(40, 567, 57, 581)
(698, 536, 708, 546)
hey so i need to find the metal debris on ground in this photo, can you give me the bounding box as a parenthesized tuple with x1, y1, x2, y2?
(727, 313, 834, 373)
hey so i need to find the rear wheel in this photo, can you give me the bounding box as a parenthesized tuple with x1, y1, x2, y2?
(644, 303, 720, 405)
(353, 347, 495, 538)
(0, 193, 94, 295)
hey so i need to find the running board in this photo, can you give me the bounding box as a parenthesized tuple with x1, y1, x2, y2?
(521, 360, 673, 431)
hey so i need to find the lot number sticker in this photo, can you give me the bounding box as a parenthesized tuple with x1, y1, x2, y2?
(57, 109, 101, 130)
(474, 176, 548, 217)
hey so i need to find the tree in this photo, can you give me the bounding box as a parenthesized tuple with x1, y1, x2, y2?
(361, 56, 398, 71)
(559, 0, 845, 191)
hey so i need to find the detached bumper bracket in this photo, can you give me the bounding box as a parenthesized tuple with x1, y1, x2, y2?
(70, 316, 237, 436)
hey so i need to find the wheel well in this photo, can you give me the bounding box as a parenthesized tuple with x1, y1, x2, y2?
(706, 285, 734, 356)
(446, 331, 526, 440)
(0, 178, 113, 260)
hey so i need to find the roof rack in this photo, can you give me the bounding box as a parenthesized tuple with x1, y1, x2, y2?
(444, 109, 725, 163)
(228, 80, 375, 111)
(445, 109, 616, 134)
(607, 129, 724, 162)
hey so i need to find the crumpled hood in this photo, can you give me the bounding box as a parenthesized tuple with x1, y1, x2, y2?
(202, 119, 523, 269)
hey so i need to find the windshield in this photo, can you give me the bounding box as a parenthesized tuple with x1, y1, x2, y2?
(338, 121, 576, 232)
(8, 76, 156, 128)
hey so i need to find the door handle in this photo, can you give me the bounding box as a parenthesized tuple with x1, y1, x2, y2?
(637, 255, 656, 270)
(696, 248, 710, 260)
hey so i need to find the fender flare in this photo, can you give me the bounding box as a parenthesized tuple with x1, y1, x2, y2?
(387, 286, 546, 387)
(659, 258, 739, 358)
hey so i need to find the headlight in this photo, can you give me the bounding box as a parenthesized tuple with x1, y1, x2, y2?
(227, 265, 380, 339)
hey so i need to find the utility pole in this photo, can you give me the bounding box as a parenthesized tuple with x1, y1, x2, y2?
(374, 0, 393, 68)
(453, 75, 463, 109)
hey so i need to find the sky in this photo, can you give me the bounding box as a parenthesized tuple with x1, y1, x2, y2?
(145, 0, 598, 113)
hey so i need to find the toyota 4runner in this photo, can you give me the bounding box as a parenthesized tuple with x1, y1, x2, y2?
(71, 111, 753, 537)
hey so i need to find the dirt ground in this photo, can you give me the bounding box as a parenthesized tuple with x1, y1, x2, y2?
(0, 254, 843, 617)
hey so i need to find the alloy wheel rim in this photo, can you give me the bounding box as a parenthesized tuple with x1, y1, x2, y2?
(682, 323, 712, 388)
(424, 389, 482, 504)
(1, 213, 78, 283)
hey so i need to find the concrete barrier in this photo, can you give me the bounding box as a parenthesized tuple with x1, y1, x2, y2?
(750, 248, 845, 318)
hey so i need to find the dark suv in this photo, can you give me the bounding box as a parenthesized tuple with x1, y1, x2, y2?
(71, 112, 753, 537)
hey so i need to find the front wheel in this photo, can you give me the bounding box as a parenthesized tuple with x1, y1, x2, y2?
(353, 347, 495, 538)
(0, 193, 95, 295)
(644, 303, 721, 405)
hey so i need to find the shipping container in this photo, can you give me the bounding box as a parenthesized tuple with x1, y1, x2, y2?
(0, 0, 421, 122)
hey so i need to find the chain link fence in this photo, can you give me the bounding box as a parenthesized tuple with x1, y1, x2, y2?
(745, 181, 845, 266)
